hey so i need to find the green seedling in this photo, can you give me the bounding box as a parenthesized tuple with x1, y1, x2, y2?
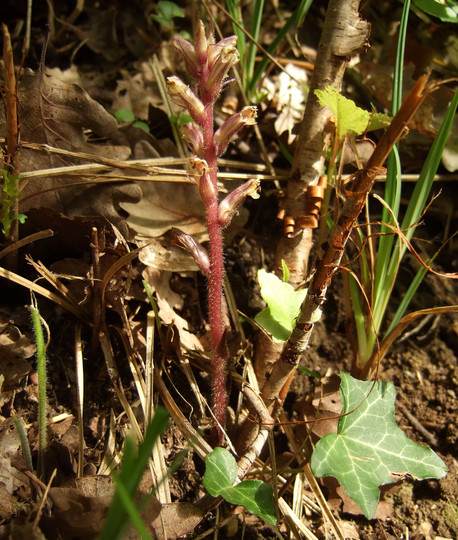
(29, 302, 48, 479)
(1, 168, 27, 237)
(203, 447, 276, 525)
(254, 268, 308, 342)
(311, 372, 447, 519)
(115, 108, 150, 133)
(99, 407, 169, 540)
(413, 0, 458, 22)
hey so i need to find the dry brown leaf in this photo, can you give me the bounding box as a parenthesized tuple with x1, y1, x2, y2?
(0, 419, 31, 520)
(0, 67, 140, 224)
(150, 502, 206, 540)
(143, 268, 204, 352)
(0, 321, 34, 397)
(121, 181, 207, 241)
(47, 478, 115, 538)
(113, 61, 164, 120)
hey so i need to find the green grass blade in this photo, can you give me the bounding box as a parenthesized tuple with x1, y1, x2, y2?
(248, 0, 313, 95)
(110, 473, 153, 540)
(226, 0, 246, 64)
(244, 0, 265, 89)
(373, 0, 410, 307)
(385, 265, 428, 336)
(99, 407, 169, 540)
(383, 89, 458, 333)
(30, 304, 47, 478)
(363, 0, 410, 363)
(400, 89, 458, 238)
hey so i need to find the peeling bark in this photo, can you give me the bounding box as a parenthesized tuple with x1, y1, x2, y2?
(275, 0, 370, 285)
(261, 75, 432, 406)
(254, 0, 370, 385)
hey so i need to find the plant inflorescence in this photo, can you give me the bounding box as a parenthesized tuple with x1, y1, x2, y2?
(167, 21, 260, 444)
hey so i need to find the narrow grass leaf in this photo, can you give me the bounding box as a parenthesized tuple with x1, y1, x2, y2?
(100, 407, 169, 540)
(249, 0, 313, 96)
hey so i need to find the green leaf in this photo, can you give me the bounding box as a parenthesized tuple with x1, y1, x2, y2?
(202, 447, 237, 495)
(254, 269, 307, 342)
(203, 448, 276, 525)
(281, 259, 290, 282)
(311, 373, 447, 519)
(154, 0, 184, 23)
(13, 213, 27, 224)
(367, 112, 392, 131)
(115, 108, 136, 123)
(315, 87, 370, 139)
(413, 0, 458, 23)
(133, 120, 150, 133)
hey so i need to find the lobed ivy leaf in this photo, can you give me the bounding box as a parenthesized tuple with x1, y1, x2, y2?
(311, 372, 447, 519)
(254, 269, 307, 342)
(315, 87, 391, 139)
(203, 447, 276, 526)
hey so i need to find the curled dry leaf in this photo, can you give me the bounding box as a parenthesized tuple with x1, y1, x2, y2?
(0, 67, 140, 227)
(0, 419, 31, 520)
(143, 268, 204, 352)
(0, 320, 34, 396)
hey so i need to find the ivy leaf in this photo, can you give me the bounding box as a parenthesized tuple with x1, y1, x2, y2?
(315, 87, 391, 139)
(203, 448, 276, 525)
(254, 269, 307, 342)
(311, 372, 447, 519)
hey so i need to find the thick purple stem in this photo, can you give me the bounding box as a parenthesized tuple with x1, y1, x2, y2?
(201, 89, 228, 444)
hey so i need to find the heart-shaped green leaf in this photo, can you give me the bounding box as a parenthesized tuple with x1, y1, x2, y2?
(254, 269, 307, 342)
(203, 447, 276, 525)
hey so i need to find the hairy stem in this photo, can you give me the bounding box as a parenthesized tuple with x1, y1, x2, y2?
(202, 93, 227, 444)
(30, 304, 47, 478)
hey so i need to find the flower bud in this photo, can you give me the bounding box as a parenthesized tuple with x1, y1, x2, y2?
(208, 36, 238, 70)
(214, 106, 257, 156)
(205, 41, 239, 101)
(167, 76, 205, 123)
(170, 228, 210, 275)
(199, 171, 217, 205)
(181, 122, 204, 156)
(173, 34, 201, 79)
(218, 179, 261, 227)
(186, 157, 217, 204)
(194, 20, 210, 66)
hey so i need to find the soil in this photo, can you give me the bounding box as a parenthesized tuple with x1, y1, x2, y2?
(0, 1, 457, 539)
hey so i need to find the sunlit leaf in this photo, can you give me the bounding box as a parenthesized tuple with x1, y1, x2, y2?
(203, 448, 276, 525)
(311, 373, 447, 519)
